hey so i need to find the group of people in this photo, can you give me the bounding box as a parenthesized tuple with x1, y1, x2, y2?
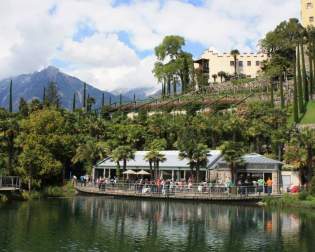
(92, 176, 274, 196)
(233, 177, 273, 195)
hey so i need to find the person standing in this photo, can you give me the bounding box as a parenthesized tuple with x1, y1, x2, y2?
(266, 178, 273, 196)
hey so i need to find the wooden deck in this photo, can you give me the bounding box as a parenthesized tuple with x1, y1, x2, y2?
(0, 177, 21, 192)
(76, 186, 281, 202)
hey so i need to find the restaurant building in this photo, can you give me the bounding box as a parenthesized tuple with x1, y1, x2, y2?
(93, 151, 283, 191)
(93, 150, 222, 182)
(210, 153, 283, 193)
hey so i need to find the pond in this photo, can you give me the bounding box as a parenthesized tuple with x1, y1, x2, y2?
(0, 197, 314, 252)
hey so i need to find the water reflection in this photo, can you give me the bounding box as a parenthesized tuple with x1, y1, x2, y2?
(0, 197, 314, 252)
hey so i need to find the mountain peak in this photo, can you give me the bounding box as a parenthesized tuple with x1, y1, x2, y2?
(42, 66, 60, 75)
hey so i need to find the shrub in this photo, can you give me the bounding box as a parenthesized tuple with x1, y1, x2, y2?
(21, 191, 41, 200)
(298, 190, 309, 201)
(44, 186, 64, 197)
(0, 194, 8, 203)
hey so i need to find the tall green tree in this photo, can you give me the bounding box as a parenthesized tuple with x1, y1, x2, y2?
(72, 140, 107, 174)
(9, 80, 13, 113)
(301, 41, 309, 103)
(297, 43, 305, 113)
(110, 145, 135, 178)
(218, 71, 226, 83)
(230, 49, 240, 76)
(220, 141, 245, 184)
(144, 139, 167, 178)
(43, 87, 46, 105)
(19, 98, 29, 117)
(46, 82, 60, 108)
(293, 61, 299, 123)
(83, 82, 87, 109)
(153, 35, 193, 95)
(72, 93, 76, 112)
(17, 143, 62, 191)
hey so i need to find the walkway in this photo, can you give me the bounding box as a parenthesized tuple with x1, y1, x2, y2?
(0, 177, 21, 191)
(76, 184, 281, 202)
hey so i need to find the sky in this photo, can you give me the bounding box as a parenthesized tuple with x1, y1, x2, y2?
(0, 0, 299, 93)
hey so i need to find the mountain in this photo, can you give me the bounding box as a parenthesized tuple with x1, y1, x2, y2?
(0, 66, 128, 111)
(115, 87, 159, 101)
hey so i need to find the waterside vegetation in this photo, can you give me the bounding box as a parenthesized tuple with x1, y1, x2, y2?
(0, 18, 315, 201)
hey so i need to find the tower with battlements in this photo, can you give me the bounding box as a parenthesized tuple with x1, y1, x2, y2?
(301, 0, 315, 26)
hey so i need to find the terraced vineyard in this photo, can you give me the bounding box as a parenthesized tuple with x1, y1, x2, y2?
(106, 77, 293, 114)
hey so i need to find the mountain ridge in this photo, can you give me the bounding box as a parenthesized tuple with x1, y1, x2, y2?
(0, 66, 129, 111)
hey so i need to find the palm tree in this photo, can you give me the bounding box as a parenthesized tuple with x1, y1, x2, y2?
(110, 145, 135, 178)
(220, 141, 244, 184)
(179, 143, 208, 183)
(144, 151, 156, 177)
(144, 139, 167, 178)
(230, 49, 240, 76)
(191, 143, 209, 183)
(218, 71, 226, 83)
(72, 140, 107, 174)
(212, 74, 218, 83)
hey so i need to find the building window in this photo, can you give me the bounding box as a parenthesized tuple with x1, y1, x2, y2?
(247, 61, 251, 66)
(307, 2, 313, 9)
(310, 16, 314, 22)
(230, 61, 234, 66)
(256, 61, 260, 66)
(239, 61, 243, 67)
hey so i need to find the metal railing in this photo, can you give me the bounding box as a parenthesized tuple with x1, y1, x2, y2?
(0, 176, 21, 189)
(77, 181, 279, 197)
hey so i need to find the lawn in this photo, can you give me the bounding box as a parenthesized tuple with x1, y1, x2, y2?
(300, 101, 315, 124)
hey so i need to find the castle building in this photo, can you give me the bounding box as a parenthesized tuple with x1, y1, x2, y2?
(194, 50, 267, 82)
(301, 0, 315, 27)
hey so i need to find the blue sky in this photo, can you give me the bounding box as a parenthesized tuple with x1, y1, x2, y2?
(0, 0, 299, 92)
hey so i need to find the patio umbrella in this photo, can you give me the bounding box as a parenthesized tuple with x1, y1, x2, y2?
(123, 170, 137, 175)
(136, 170, 151, 175)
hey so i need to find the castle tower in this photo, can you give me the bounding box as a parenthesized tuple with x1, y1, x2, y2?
(301, 0, 315, 27)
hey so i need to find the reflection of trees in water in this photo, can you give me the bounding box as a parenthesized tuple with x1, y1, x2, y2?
(1, 198, 314, 251)
(298, 211, 315, 251)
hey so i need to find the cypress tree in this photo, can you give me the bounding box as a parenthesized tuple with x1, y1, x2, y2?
(270, 79, 274, 107)
(312, 40, 315, 95)
(167, 77, 171, 96)
(297, 44, 305, 113)
(102, 93, 105, 107)
(43, 87, 46, 105)
(293, 62, 299, 123)
(72, 93, 76, 112)
(83, 82, 87, 109)
(9, 80, 13, 113)
(173, 81, 177, 96)
(301, 43, 309, 103)
(309, 40, 314, 96)
(279, 73, 285, 109)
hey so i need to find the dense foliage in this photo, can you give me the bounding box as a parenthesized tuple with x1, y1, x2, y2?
(0, 96, 312, 189)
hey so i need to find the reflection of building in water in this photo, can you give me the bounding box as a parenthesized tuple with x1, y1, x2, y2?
(72, 198, 302, 250)
(281, 213, 300, 236)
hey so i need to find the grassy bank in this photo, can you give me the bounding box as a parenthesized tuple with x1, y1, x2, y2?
(263, 193, 315, 209)
(21, 182, 76, 201)
(300, 101, 315, 124)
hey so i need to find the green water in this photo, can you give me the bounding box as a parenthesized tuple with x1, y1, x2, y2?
(0, 197, 315, 252)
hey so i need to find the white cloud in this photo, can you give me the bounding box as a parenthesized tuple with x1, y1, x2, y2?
(0, 0, 300, 92)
